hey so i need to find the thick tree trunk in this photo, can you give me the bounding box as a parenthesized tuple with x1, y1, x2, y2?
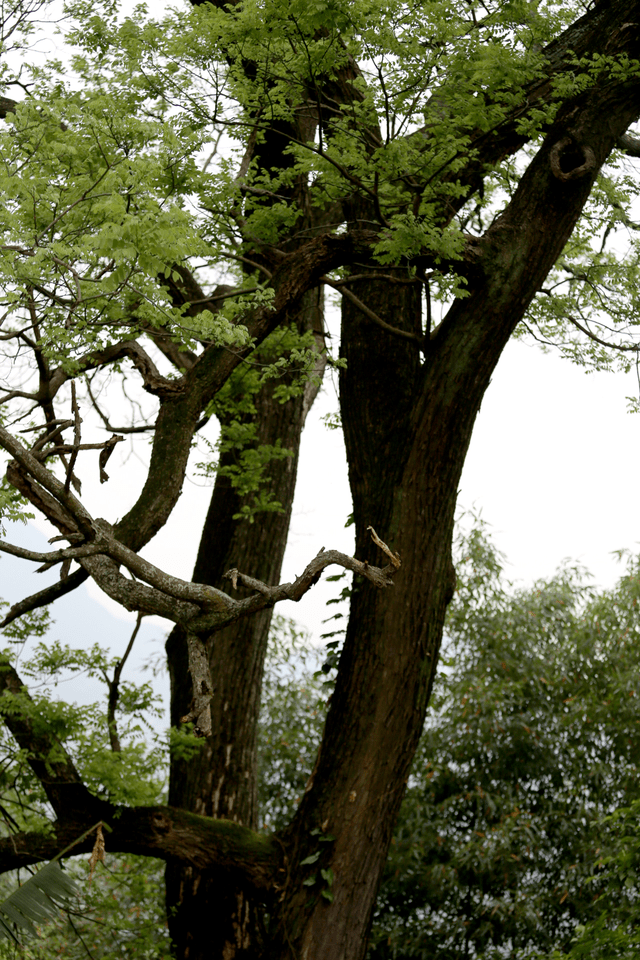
(265, 77, 640, 958)
(165, 289, 324, 959)
(267, 271, 463, 959)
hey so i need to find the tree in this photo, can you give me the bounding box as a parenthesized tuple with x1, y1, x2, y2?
(5, 525, 640, 959)
(258, 527, 640, 960)
(1, 0, 640, 957)
(368, 530, 640, 959)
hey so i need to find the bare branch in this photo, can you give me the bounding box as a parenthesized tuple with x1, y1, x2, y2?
(190, 528, 402, 634)
(563, 313, 640, 353)
(63, 383, 82, 495)
(106, 613, 143, 753)
(618, 131, 640, 157)
(29, 420, 74, 453)
(322, 277, 424, 346)
(0, 423, 95, 537)
(0, 569, 89, 630)
(180, 632, 213, 738)
(48, 340, 184, 401)
(0, 539, 106, 564)
(85, 377, 153, 435)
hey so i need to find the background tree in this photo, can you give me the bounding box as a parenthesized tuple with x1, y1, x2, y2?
(1, 0, 640, 958)
(257, 524, 640, 960)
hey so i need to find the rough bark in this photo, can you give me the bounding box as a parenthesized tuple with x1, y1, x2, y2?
(164, 289, 325, 959)
(267, 64, 640, 960)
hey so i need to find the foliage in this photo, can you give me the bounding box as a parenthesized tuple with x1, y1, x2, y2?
(0, 0, 637, 470)
(0, 856, 171, 960)
(545, 797, 640, 959)
(0, 613, 167, 826)
(259, 525, 640, 959)
(4, 524, 640, 955)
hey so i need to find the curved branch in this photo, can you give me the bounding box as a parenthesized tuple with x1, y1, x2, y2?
(190, 528, 401, 635)
(322, 277, 424, 346)
(0, 653, 100, 818)
(0, 569, 89, 630)
(564, 312, 640, 353)
(48, 341, 184, 401)
(0, 539, 105, 564)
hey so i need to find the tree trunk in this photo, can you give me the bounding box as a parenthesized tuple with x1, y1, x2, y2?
(265, 79, 640, 958)
(165, 289, 324, 959)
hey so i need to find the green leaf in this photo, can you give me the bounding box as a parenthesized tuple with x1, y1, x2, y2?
(0, 861, 78, 943)
(320, 868, 334, 887)
(300, 853, 320, 866)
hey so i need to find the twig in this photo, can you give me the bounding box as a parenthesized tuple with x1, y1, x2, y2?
(0, 570, 89, 630)
(106, 614, 143, 752)
(85, 377, 153, 434)
(564, 313, 640, 353)
(367, 525, 401, 569)
(63, 383, 82, 496)
(321, 277, 424, 346)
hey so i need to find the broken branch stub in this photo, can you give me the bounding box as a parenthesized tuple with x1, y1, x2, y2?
(180, 632, 213, 738)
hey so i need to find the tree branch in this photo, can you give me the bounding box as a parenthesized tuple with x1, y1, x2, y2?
(416, 0, 640, 225)
(48, 341, 184, 401)
(563, 312, 640, 352)
(190, 530, 401, 635)
(322, 277, 424, 346)
(0, 807, 279, 893)
(106, 613, 143, 753)
(0, 570, 89, 630)
(112, 229, 379, 552)
(0, 653, 101, 818)
(617, 131, 640, 157)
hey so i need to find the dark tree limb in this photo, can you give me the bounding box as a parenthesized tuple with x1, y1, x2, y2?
(0, 654, 101, 818)
(105, 613, 143, 753)
(48, 340, 184, 401)
(0, 807, 279, 893)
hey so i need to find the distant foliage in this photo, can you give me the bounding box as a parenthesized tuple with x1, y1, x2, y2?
(258, 524, 640, 959)
(0, 856, 171, 960)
